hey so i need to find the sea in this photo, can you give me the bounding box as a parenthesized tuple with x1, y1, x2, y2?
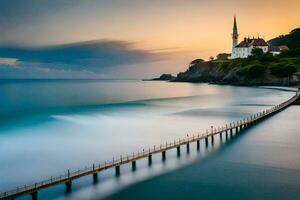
(0, 79, 299, 200)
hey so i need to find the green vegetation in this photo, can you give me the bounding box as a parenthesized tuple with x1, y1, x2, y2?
(174, 28, 300, 85)
(268, 28, 300, 50)
(190, 59, 204, 65)
(237, 63, 267, 78)
(219, 48, 300, 80)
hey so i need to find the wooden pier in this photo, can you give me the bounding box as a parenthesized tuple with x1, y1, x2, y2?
(1, 91, 299, 200)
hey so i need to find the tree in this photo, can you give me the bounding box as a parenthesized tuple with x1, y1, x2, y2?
(247, 64, 266, 78)
(258, 52, 277, 62)
(251, 48, 264, 57)
(285, 65, 297, 85)
(270, 64, 296, 84)
(238, 63, 267, 78)
(190, 59, 204, 66)
(216, 53, 230, 60)
(280, 48, 300, 57)
(285, 65, 297, 76)
(270, 65, 285, 77)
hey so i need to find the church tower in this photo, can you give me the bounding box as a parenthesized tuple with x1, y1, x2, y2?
(232, 15, 239, 53)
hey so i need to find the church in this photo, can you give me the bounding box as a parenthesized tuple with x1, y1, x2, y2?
(229, 16, 287, 59)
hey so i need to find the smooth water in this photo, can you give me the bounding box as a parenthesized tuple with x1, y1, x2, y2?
(0, 80, 297, 200)
(105, 106, 300, 200)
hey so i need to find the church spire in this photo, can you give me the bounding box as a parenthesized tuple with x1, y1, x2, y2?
(232, 15, 239, 52)
(233, 15, 238, 35)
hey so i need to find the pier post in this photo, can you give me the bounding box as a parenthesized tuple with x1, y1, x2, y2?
(197, 140, 200, 151)
(226, 131, 228, 141)
(162, 151, 166, 161)
(177, 146, 181, 156)
(205, 137, 208, 147)
(132, 160, 136, 171)
(148, 154, 152, 165)
(65, 180, 72, 193)
(92, 164, 98, 183)
(65, 169, 72, 193)
(31, 191, 38, 200)
(115, 165, 120, 177)
(211, 135, 214, 144)
(186, 143, 190, 154)
(93, 173, 98, 184)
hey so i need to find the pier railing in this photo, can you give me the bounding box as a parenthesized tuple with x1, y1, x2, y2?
(1, 91, 299, 200)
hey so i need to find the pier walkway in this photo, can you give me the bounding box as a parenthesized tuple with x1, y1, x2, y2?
(1, 91, 299, 200)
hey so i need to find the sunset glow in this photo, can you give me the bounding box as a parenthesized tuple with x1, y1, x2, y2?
(1, 1, 299, 52)
(0, 0, 299, 78)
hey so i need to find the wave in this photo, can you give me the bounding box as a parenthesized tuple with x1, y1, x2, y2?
(171, 108, 252, 118)
(260, 86, 298, 92)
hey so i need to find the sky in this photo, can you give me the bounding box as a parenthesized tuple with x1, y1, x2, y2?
(0, 0, 299, 79)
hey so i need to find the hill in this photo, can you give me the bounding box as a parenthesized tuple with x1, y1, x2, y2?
(174, 48, 300, 86)
(167, 28, 300, 86)
(268, 28, 300, 49)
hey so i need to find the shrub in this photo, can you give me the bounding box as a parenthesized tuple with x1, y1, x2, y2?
(270, 65, 285, 77)
(251, 48, 264, 57)
(237, 67, 250, 76)
(238, 64, 266, 78)
(248, 64, 267, 78)
(258, 52, 277, 62)
(285, 65, 297, 76)
(220, 61, 230, 71)
(279, 48, 300, 58)
(190, 59, 204, 65)
(270, 64, 297, 77)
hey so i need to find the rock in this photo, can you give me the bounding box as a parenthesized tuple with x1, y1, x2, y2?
(173, 61, 223, 83)
(172, 59, 300, 86)
(152, 74, 175, 81)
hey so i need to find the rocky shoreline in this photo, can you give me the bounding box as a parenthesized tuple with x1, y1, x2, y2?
(151, 28, 300, 87)
(171, 60, 300, 86)
(152, 54, 300, 86)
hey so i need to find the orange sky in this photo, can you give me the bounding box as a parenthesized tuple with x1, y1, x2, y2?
(2, 1, 300, 54)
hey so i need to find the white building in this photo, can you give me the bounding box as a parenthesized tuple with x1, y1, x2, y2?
(231, 37, 269, 59)
(269, 45, 290, 56)
(229, 16, 271, 59)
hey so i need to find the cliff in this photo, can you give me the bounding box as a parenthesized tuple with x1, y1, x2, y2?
(173, 49, 300, 86)
(170, 28, 300, 86)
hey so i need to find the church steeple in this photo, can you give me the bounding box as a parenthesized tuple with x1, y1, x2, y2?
(232, 15, 239, 52)
(233, 15, 238, 35)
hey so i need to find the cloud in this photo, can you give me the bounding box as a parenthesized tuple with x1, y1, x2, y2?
(0, 40, 170, 78)
(0, 40, 165, 70)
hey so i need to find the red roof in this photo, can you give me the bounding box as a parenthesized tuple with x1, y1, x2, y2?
(270, 46, 280, 52)
(236, 40, 249, 47)
(236, 38, 269, 48)
(270, 45, 289, 52)
(278, 45, 289, 51)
